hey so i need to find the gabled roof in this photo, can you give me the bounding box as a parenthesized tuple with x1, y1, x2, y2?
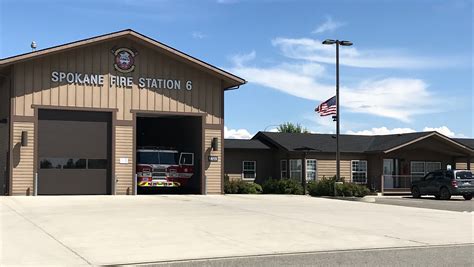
(253, 132, 373, 153)
(252, 131, 474, 154)
(224, 139, 270, 150)
(0, 29, 246, 89)
(453, 138, 474, 150)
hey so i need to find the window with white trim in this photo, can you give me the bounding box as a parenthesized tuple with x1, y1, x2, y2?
(351, 160, 367, 184)
(289, 159, 302, 181)
(242, 161, 256, 180)
(306, 159, 317, 181)
(280, 160, 288, 179)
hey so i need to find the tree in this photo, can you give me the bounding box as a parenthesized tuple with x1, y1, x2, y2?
(277, 122, 309, 133)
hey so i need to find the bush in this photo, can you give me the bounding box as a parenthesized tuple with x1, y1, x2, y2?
(261, 178, 304, 195)
(307, 176, 336, 196)
(307, 176, 369, 197)
(224, 179, 262, 194)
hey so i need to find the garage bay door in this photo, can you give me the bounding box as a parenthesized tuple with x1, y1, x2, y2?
(38, 110, 111, 195)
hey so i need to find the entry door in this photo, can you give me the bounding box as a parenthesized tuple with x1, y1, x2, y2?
(383, 159, 394, 188)
(38, 110, 111, 195)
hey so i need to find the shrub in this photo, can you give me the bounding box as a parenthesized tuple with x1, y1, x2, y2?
(224, 179, 262, 194)
(307, 176, 336, 196)
(261, 178, 304, 195)
(307, 176, 369, 197)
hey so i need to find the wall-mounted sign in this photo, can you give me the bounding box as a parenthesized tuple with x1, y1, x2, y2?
(51, 71, 193, 90)
(50, 47, 193, 90)
(208, 156, 218, 162)
(112, 47, 137, 73)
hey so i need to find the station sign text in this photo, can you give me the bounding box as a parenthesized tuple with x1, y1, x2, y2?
(51, 71, 193, 91)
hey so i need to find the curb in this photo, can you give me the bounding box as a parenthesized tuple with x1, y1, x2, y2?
(318, 196, 376, 203)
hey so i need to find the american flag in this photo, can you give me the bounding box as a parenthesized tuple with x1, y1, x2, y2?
(315, 96, 337, 116)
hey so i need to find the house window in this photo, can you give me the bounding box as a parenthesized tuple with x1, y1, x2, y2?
(280, 160, 288, 179)
(289, 159, 302, 181)
(411, 161, 425, 177)
(411, 161, 441, 177)
(242, 161, 256, 180)
(306, 159, 317, 181)
(351, 160, 367, 184)
(425, 162, 441, 173)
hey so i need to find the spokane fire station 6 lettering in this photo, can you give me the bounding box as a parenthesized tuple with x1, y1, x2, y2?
(51, 71, 193, 91)
(138, 77, 192, 91)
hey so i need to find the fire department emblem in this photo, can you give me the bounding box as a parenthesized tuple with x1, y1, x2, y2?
(112, 47, 138, 73)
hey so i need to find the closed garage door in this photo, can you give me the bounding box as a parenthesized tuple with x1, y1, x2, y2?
(38, 110, 111, 195)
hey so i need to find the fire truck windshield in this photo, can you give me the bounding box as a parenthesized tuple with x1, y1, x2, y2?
(137, 151, 179, 165)
(137, 152, 158, 164)
(159, 152, 178, 165)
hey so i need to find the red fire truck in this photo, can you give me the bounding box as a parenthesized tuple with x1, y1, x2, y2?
(136, 147, 194, 188)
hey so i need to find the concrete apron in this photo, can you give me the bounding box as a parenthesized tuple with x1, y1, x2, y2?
(1, 195, 472, 266)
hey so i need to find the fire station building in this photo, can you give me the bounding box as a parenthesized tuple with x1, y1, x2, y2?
(0, 29, 245, 196)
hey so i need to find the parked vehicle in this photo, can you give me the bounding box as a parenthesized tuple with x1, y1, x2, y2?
(136, 147, 194, 188)
(411, 170, 473, 200)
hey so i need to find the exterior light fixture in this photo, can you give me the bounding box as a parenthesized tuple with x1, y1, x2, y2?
(322, 39, 337, 45)
(211, 137, 218, 151)
(21, 131, 28, 146)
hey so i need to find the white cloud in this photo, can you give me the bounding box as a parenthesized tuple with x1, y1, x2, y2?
(346, 127, 416, 136)
(229, 50, 256, 67)
(343, 78, 436, 122)
(312, 16, 345, 34)
(346, 126, 464, 138)
(224, 126, 253, 139)
(422, 126, 465, 138)
(230, 54, 436, 122)
(192, 31, 206, 39)
(272, 37, 461, 69)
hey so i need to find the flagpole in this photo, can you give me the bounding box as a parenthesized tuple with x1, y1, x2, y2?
(322, 39, 352, 196)
(335, 41, 340, 195)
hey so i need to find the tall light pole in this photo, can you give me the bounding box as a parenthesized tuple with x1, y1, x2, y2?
(322, 39, 352, 195)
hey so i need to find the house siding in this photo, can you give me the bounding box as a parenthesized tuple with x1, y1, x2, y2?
(224, 149, 273, 184)
(205, 128, 223, 194)
(11, 38, 224, 125)
(3, 32, 236, 195)
(11, 122, 35, 195)
(115, 125, 133, 195)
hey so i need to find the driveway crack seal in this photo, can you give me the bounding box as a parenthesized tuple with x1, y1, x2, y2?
(2, 201, 92, 265)
(382, 234, 430, 246)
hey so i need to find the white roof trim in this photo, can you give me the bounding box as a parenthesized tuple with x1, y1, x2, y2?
(384, 132, 473, 154)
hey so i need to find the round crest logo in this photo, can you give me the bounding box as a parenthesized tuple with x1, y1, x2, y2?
(112, 47, 138, 73)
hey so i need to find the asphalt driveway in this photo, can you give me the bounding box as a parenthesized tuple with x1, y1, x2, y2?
(372, 196, 473, 212)
(1, 195, 472, 266)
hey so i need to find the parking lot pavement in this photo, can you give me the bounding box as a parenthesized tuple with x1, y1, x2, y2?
(138, 244, 474, 267)
(1, 195, 473, 266)
(372, 196, 473, 212)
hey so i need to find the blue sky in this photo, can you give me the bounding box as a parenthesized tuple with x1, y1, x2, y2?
(1, 0, 472, 138)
